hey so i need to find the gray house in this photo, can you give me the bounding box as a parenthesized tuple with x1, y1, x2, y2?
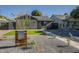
(30, 16, 53, 29)
(50, 14, 79, 30)
(0, 18, 16, 30)
(0, 14, 53, 30)
(16, 14, 53, 29)
(0, 15, 16, 30)
(50, 15, 68, 29)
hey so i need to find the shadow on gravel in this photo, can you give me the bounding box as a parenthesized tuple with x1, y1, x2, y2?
(21, 46, 32, 50)
(0, 45, 16, 49)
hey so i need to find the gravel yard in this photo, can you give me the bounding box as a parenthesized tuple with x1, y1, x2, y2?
(0, 35, 79, 53)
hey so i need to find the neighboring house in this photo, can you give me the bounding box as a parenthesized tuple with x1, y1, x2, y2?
(50, 14, 68, 29)
(8, 19, 16, 29)
(65, 17, 79, 30)
(0, 19, 9, 29)
(50, 14, 79, 30)
(0, 16, 16, 30)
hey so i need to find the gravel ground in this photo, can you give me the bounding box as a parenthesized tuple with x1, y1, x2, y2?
(0, 30, 11, 36)
(0, 35, 79, 53)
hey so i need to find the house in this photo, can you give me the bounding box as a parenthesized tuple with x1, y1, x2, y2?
(0, 19, 16, 30)
(0, 18, 8, 29)
(0, 15, 16, 30)
(15, 14, 53, 29)
(0, 13, 53, 30)
(30, 16, 53, 29)
(1, 13, 79, 30)
(65, 17, 79, 30)
(50, 14, 68, 29)
(50, 14, 79, 30)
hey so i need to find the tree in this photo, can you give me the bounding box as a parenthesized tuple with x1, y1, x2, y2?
(31, 10, 42, 16)
(70, 7, 79, 19)
(64, 13, 68, 15)
(70, 6, 79, 29)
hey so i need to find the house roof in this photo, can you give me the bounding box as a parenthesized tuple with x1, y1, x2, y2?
(50, 15, 68, 21)
(55, 15, 66, 20)
(0, 19, 9, 23)
(8, 19, 16, 22)
(67, 17, 79, 21)
(15, 12, 52, 22)
(0, 18, 16, 23)
(50, 15, 79, 22)
(0, 15, 13, 23)
(15, 12, 30, 20)
(32, 16, 52, 21)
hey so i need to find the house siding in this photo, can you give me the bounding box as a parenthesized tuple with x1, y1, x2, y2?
(50, 15, 64, 29)
(29, 20, 38, 29)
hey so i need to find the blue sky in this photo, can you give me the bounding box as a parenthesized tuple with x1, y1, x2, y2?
(0, 5, 78, 18)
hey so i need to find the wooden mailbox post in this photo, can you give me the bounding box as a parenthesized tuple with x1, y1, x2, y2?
(15, 15, 29, 46)
(15, 30, 27, 46)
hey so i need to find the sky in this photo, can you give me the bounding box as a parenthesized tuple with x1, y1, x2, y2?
(0, 5, 78, 19)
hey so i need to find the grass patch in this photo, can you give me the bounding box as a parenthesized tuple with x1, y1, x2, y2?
(4, 29, 46, 36)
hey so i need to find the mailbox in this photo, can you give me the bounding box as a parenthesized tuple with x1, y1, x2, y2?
(15, 15, 30, 47)
(15, 30, 27, 46)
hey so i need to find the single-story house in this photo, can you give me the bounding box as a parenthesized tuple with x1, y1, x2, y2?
(50, 14, 79, 30)
(0, 14, 53, 30)
(30, 16, 53, 29)
(15, 14, 53, 29)
(65, 17, 79, 30)
(1, 13, 79, 30)
(0, 16, 16, 30)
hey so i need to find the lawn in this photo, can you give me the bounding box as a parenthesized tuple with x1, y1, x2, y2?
(4, 29, 46, 36)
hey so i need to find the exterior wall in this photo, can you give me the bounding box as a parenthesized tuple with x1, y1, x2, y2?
(28, 20, 38, 29)
(37, 21, 52, 29)
(68, 21, 79, 30)
(0, 23, 1, 26)
(0, 22, 16, 30)
(0, 23, 9, 30)
(37, 21, 42, 29)
(59, 21, 67, 29)
(50, 16, 65, 29)
(8, 22, 14, 29)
